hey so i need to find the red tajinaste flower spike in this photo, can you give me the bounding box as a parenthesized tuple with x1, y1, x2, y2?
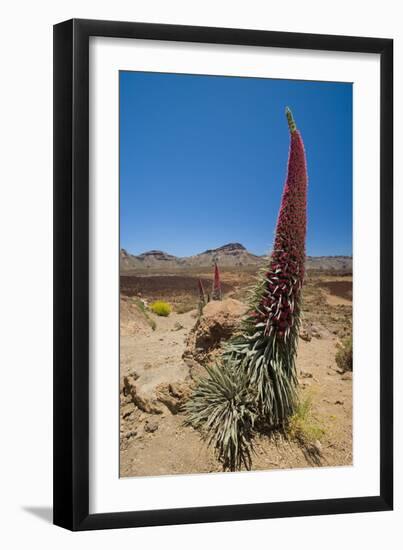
(255, 107, 308, 339)
(211, 261, 222, 301)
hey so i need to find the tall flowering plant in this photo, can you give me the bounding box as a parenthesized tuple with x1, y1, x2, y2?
(228, 106, 308, 424)
(211, 261, 222, 301)
(255, 107, 307, 340)
(186, 108, 308, 471)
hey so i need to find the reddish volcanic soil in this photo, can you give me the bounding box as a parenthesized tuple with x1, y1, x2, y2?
(316, 279, 352, 301)
(120, 275, 233, 299)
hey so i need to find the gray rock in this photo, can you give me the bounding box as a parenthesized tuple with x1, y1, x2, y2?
(300, 370, 313, 378)
(144, 419, 159, 433)
(313, 440, 322, 453)
(299, 328, 312, 342)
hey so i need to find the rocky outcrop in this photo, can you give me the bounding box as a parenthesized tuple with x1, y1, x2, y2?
(155, 382, 194, 414)
(123, 374, 163, 415)
(183, 298, 248, 362)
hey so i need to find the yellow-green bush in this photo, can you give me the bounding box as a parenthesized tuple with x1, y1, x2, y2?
(287, 395, 325, 445)
(150, 300, 172, 317)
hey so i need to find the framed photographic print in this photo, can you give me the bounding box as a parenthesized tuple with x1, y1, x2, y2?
(53, 19, 393, 530)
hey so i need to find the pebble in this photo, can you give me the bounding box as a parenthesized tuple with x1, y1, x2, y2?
(144, 419, 159, 433)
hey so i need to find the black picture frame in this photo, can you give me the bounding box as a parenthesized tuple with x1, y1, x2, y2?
(53, 18, 393, 531)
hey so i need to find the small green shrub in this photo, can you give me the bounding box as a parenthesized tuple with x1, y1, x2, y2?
(150, 300, 172, 317)
(335, 336, 353, 371)
(287, 395, 325, 445)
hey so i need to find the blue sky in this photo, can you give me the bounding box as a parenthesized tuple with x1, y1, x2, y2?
(120, 71, 352, 257)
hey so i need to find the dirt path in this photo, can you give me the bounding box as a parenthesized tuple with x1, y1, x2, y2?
(120, 306, 352, 477)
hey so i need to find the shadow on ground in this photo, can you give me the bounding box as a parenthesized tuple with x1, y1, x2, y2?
(22, 506, 53, 524)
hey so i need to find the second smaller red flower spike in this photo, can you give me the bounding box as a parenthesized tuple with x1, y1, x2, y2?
(211, 261, 222, 301)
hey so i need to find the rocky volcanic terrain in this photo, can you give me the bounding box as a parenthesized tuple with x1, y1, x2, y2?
(120, 268, 353, 477)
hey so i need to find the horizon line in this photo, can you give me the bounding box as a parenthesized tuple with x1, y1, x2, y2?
(120, 245, 353, 259)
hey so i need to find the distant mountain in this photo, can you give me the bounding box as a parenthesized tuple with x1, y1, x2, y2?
(120, 248, 180, 271)
(120, 243, 260, 271)
(120, 244, 352, 273)
(305, 256, 353, 272)
(187, 242, 261, 268)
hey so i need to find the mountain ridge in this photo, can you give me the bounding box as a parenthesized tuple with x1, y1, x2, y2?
(120, 243, 352, 273)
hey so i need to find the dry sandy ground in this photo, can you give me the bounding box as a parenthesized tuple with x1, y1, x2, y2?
(120, 283, 352, 477)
